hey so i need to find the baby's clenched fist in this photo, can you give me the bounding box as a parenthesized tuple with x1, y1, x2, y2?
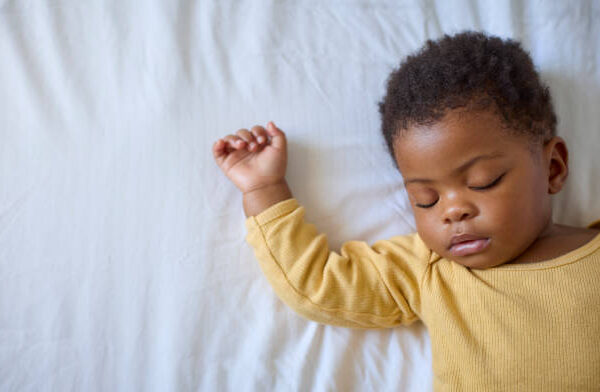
(213, 121, 288, 194)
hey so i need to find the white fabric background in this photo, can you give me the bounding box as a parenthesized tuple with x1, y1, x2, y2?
(1, 1, 599, 391)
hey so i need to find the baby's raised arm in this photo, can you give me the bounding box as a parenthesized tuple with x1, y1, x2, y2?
(212, 122, 293, 217)
(213, 123, 427, 328)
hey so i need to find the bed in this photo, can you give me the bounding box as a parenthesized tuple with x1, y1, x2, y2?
(1, 1, 599, 390)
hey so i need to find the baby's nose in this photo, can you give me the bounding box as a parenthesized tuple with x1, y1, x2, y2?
(442, 203, 476, 224)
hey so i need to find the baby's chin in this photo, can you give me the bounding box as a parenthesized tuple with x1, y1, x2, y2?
(437, 248, 510, 269)
(450, 256, 508, 269)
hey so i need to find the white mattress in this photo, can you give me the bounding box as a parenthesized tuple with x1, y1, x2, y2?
(1, 1, 599, 391)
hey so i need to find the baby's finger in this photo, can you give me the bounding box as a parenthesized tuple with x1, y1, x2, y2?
(213, 139, 235, 165)
(213, 139, 225, 157)
(266, 121, 286, 150)
(236, 129, 257, 145)
(234, 129, 257, 151)
(238, 129, 264, 151)
(223, 134, 247, 149)
(251, 125, 269, 144)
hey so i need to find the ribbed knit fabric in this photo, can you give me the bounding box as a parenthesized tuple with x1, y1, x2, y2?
(245, 198, 600, 391)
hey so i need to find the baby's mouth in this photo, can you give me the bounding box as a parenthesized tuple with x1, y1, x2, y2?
(448, 234, 491, 257)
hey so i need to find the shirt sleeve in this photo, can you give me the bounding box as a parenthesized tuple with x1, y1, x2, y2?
(244, 198, 431, 329)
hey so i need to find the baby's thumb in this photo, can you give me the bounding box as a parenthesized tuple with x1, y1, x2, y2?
(266, 121, 286, 150)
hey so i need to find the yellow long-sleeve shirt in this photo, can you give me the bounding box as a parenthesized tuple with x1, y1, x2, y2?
(245, 198, 600, 391)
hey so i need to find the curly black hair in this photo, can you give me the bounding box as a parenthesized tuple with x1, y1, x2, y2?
(378, 30, 557, 170)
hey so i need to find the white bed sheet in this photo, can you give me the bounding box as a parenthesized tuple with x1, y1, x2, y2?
(1, 1, 599, 391)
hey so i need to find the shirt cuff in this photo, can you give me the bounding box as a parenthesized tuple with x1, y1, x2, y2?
(245, 198, 300, 228)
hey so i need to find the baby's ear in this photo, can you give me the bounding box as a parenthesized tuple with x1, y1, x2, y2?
(544, 136, 569, 194)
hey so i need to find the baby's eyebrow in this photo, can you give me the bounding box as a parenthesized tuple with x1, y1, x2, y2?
(453, 151, 505, 174)
(404, 151, 505, 185)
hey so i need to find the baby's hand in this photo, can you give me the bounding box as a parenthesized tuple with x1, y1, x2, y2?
(213, 122, 288, 194)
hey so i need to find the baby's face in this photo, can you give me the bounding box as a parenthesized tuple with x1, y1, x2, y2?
(393, 108, 554, 268)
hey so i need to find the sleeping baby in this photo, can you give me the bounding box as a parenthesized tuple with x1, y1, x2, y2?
(212, 31, 600, 390)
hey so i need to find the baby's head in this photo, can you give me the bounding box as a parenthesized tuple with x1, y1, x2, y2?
(378, 31, 569, 268)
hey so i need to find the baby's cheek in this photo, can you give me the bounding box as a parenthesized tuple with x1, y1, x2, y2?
(485, 193, 529, 227)
(414, 218, 445, 251)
